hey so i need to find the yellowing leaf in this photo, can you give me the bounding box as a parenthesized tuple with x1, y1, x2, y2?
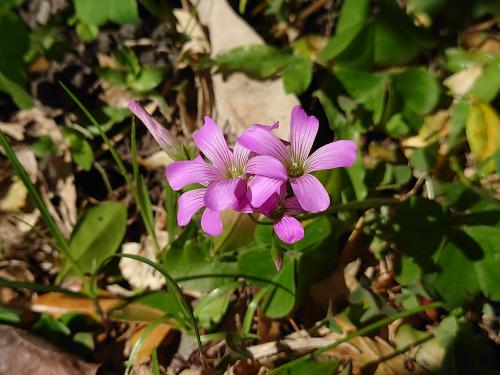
(466, 102, 500, 171)
(129, 324, 174, 365)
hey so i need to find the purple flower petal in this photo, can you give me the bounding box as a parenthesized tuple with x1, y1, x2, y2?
(233, 178, 253, 213)
(246, 155, 288, 180)
(177, 188, 206, 226)
(128, 101, 181, 158)
(166, 158, 221, 190)
(249, 176, 284, 207)
(251, 121, 279, 131)
(290, 174, 329, 213)
(204, 178, 241, 211)
(193, 116, 233, 171)
(237, 126, 288, 163)
(201, 208, 222, 236)
(305, 140, 357, 173)
(259, 192, 280, 216)
(274, 215, 304, 244)
(289, 106, 319, 163)
(283, 196, 303, 215)
(232, 143, 251, 172)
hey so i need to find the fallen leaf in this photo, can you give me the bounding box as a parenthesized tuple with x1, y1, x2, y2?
(119, 231, 169, 290)
(444, 65, 483, 96)
(31, 293, 121, 319)
(129, 324, 175, 365)
(196, 0, 298, 139)
(466, 101, 500, 171)
(31, 292, 166, 323)
(0, 325, 99, 375)
(0, 178, 27, 212)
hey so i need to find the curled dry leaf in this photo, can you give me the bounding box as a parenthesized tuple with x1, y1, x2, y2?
(196, 0, 298, 139)
(119, 231, 169, 290)
(0, 325, 99, 375)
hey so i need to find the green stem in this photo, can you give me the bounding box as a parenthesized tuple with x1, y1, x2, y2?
(270, 301, 442, 373)
(298, 198, 399, 221)
(362, 332, 433, 370)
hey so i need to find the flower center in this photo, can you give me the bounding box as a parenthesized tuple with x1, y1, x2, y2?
(268, 205, 285, 221)
(287, 161, 304, 178)
(227, 166, 245, 179)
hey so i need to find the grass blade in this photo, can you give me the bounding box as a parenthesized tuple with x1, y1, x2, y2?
(0, 131, 84, 279)
(61, 82, 160, 253)
(125, 315, 169, 374)
(92, 253, 205, 364)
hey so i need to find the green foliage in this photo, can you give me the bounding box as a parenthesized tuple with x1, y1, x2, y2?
(73, 0, 139, 40)
(98, 45, 164, 94)
(63, 129, 94, 170)
(64, 203, 127, 275)
(213, 45, 313, 94)
(0, 8, 32, 108)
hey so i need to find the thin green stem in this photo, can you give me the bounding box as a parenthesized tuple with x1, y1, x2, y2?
(362, 332, 433, 370)
(174, 273, 294, 294)
(298, 198, 400, 221)
(60, 82, 132, 187)
(270, 301, 442, 373)
(0, 277, 86, 297)
(61, 83, 161, 254)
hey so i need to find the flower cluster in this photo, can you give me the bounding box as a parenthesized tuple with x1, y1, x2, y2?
(129, 102, 356, 244)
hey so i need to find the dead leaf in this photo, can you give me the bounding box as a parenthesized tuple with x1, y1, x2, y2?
(403, 111, 450, 150)
(224, 359, 266, 375)
(31, 292, 166, 323)
(325, 320, 431, 375)
(0, 325, 99, 375)
(444, 65, 483, 96)
(13, 147, 38, 183)
(128, 324, 175, 365)
(31, 293, 121, 319)
(174, 8, 210, 61)
(0, 178, 27, 212)
(119, 231, 169, 290)
(196, 0, 298, 139)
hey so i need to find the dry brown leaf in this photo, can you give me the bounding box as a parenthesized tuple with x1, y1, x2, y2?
(119, 231, 169, 290)
(32, 292, 166, 323)
(0, 325, 99, 375)
(196, 0, 298, 139)
(0, 178, 27, 212)
(325, 319, 430, 375)
(32, 292, 121, 318)
(444, 65, 483, 96)
(224, 359, 266, 375)
(128, 323, 175, 365)
(174, 8, 210, 61)
(14, 147, 38, 183)
(0, 259, 35, 305)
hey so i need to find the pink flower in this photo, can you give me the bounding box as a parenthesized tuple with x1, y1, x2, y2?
(166, 117, 286, 234)
(176, 185, 222, 236)
(258, 185, 304, 244)
(238, 106, 357, 213)
(128, 101, 184, 160)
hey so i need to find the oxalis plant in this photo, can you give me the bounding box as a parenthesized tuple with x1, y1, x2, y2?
(0, 91, 442, 372)
(129, 100, 356, 247)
